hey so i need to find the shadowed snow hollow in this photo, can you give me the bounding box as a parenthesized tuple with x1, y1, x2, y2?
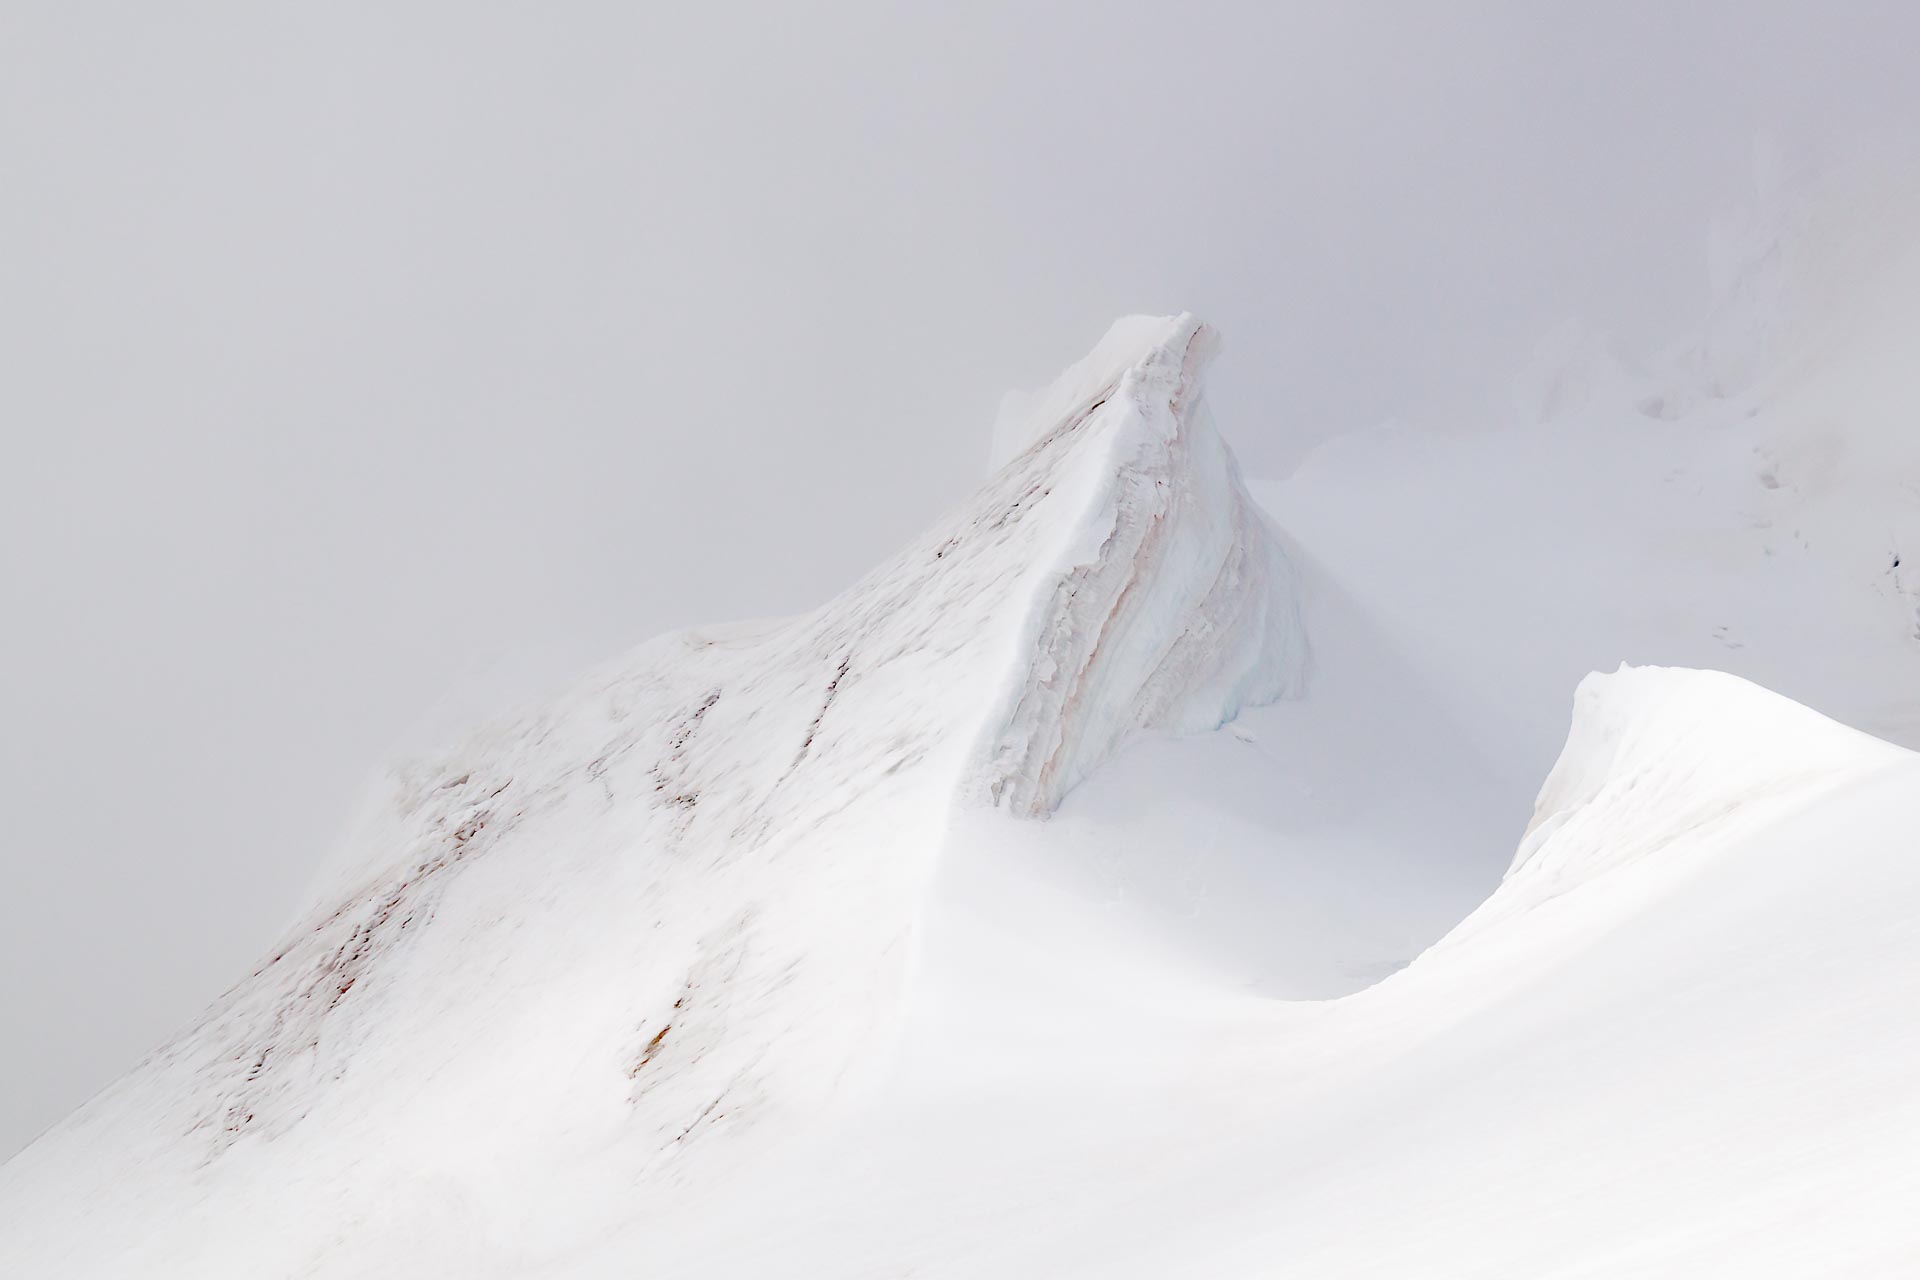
(0, 315, 1305, 1277)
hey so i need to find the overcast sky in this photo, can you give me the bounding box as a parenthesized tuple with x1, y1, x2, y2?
(2, 0, 1915, 1157)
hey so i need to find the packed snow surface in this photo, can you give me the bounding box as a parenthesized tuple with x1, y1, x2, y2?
(611, 666, 1920, 1279)
(7, 168, 1920, 1277)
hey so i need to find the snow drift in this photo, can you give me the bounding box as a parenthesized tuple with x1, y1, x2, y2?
(285, 662, 1912, 1280)
(1437, 664, 1906, 951)
(556, 666, 1920, 1278)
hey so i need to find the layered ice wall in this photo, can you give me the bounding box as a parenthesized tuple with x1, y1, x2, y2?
(977, 313, 1307, 815)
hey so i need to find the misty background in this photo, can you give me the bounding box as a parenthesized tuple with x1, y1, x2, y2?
(2, 1, 1914, 1157)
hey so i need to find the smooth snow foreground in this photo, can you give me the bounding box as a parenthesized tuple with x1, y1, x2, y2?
(5, 295, 1920, 1277)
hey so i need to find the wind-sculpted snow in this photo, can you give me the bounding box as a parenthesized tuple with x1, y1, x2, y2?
(1427, 666, 1908, 958)
(0, 315, 1307, 1276)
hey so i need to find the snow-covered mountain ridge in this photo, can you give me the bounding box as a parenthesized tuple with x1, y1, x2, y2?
(0, 311, 1308, 1275)
(9, 161, 1920, 1273)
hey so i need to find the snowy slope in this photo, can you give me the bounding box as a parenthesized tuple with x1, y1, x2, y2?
(0, 313, 1307, 1277)
(557, 666, 1920, 1279)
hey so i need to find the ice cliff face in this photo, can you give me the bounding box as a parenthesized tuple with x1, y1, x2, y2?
(0, 314, 1307, 1277)
(977, 313, 1307, 815)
